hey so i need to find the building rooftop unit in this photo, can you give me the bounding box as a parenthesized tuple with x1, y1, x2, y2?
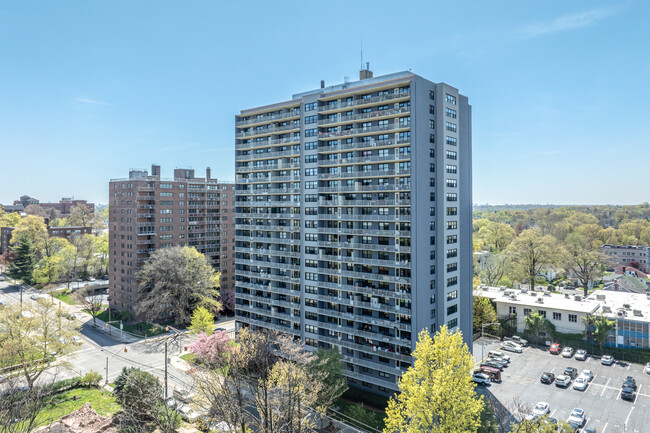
(475, 285, 600, 315)
(587, 290, 650, 321)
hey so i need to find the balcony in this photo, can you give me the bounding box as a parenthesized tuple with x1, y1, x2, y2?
(317, 106, 410, 126)
(319, 138, 410, 153)
(235, 110, 300, 127)
(319, 153, 410, 167)
(317, 123, 408, 140)
(236, 123, 301, 138)
(317, 91, 411, 113)
(318, 168, 410, 180)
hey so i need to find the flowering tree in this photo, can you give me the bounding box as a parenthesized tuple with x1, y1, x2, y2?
(220, 289, 235, 313)
(189, 330, 231, 365)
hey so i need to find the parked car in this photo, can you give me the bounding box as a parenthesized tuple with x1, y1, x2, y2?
(564, 367, 578, 379)
(621, 386, 636, 401)
(575, 349, 588, 361)
(88, 277, 96, 282)
(472, 372, 491, 385)
(601, 355, 615, 365)
(561, 347, 575, 358)
(480, 361, 504, 371)
(71, 336, 82, 345)
(567, 408, 585, 428)
(540, 372, 555, 384)
(173, 389, 194, 404)
(573, 376, 588, 391)
(532, 402, 550, 417)
(555, 374, 571, 388)
(582, 429, 597, 433)
(645, 362, 650, 374)
(0, 300, 6, 307)
(622, 376, 637, 390)
(176, 405, 199, 421)
(549, 343, 562, 355)
(488, 351, 511, 362)
(480, 366, 502, 383)
(504, 336, 528, 346)
(67, 313, 77, 321)
(486, 357, 507, 368)
(501, 341, 523, 353)
(580, 369, 594, 382)
(29, 294, 42, 301)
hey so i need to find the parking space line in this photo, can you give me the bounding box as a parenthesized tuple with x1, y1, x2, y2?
(601, 378, 611, 396)
(550, 366, 556, 373)
(627, 363, 631, 370)
(625, 407, 634, 426)
(601, 422, 608, 433)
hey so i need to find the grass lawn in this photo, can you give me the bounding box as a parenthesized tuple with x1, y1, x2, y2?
(180, 353, 196, 363)
(92, 309, 168, 337)
(51, 290, 75, 305)
(35, 387, 121, 427)
(335, 399, 386, 431)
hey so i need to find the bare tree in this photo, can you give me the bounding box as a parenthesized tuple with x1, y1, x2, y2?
(76, 285, 106, 326)
(0, 376, 53, 433)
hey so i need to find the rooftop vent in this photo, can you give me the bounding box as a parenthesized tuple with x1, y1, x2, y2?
(536, 297, 544, 304)
(596, 294, 606, 301)
(623, 304, 632, 310)
(544, 292, 551, 296)
(603, 306, 612, 313)
(633, 309, 643, 317)
(574, 295, 582, 301)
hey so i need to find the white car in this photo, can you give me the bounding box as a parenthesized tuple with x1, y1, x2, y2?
(501, 341, 523, 353)
(555, 374, 571, 388)
(568, 408, 585, 427)
(472, 372, 491, 385)
(71, 336, 82, 345)
(29, 294, 42, 300)
(575, 349, 588, 361)
(645, 362, 650, 374)
(601, 355, 615, 365)
(573, 376, 588, 391)
(580, 369, 593, 382)
(488, 351, 511, 362)
(561, 347, 575, 358)
(532, 402, 550, 417)
(176, 405, 200, 421)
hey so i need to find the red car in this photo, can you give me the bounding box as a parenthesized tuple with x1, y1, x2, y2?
(549, 343, 562, 355)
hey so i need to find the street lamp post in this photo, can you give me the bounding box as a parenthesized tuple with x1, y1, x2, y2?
(481, 322, 501, 360)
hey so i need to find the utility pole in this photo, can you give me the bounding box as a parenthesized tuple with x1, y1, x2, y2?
(164, 341, 168, 400)
(105, 357, 108, 386)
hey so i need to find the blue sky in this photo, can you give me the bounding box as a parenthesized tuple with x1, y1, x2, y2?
(0, 1, 648, 206)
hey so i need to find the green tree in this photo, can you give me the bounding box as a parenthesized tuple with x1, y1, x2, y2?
(308, 349, 348, 428)
(0, 299, 80, 388)
(188, 306, 215, 336)
(7, 233, 36, 285)
(11, 215, 48, 255)
(384, 327, 483, 433)
(564, 233, 607, 297)
(584, 316, 616, 351)
(506, 228, 561, 291)
(473, 297, 499, 335)
(478, 221, 515, 253)
(67, 204, 94, 227)
(524, 310, 554, 345)
(137, 246, 220, 325)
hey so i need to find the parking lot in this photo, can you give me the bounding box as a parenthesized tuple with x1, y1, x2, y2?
(474, 340, 650, 432)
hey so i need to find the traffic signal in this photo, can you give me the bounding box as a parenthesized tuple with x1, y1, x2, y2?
(165, 326, 169, 331)
(124, 347, 127, 353)
(106, 324, 109, 328)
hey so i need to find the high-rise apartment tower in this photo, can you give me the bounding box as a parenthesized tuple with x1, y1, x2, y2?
(109, 165, 235, 315)
(235, 69, 472, 394)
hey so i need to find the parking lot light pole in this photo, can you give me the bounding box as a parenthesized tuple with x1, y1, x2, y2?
(481, 322, 501, 360)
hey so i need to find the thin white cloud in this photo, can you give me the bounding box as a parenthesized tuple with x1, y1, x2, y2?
(531, 150, 560, 156)
(74, 97, 111, 107)
(521, 7, 620, 38)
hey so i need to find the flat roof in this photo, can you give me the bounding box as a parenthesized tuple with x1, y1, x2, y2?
(476, 286, 599, 314)
(587, 290, 650, 321)
(292, 71, 416, 99)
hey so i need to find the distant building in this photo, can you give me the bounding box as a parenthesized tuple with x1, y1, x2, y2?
(613, 265, 649, 279)
(7, 195, 95, 217)
(1, 225, 92, 254)
(108, 164, 235, 316)
(601, 244, 650, 273)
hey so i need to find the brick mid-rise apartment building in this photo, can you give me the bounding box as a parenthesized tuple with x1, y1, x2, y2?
(108, 165, 235, 316)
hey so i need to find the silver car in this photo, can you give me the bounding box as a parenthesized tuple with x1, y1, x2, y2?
(573, 376, 588, 391)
